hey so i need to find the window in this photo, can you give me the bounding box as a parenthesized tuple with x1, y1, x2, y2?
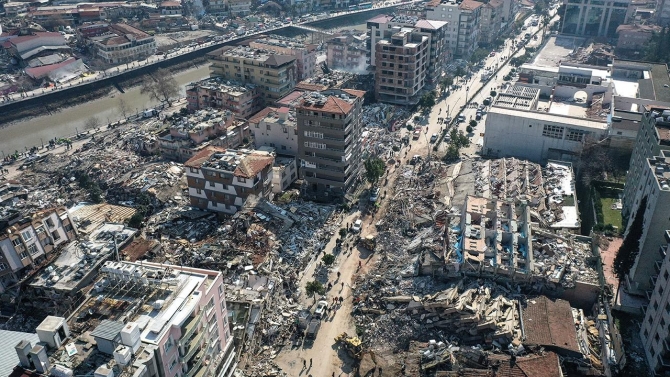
(266, 124, 271, 131)
(169, 356, 177, 371)
(0, 263, 7, 271)
(19, 251, 28, 259)
(21, 230, 32, 242)
(209, 181, 215, 187)
(45, 218, 54, 228)
(237, 177, 246, 183)
(281, 145, 287, 150)
(542, 124, 564, 139)
(196, 189, 202, 194)
(304, 141, 326, 149)
(12, 238, 21, 247)
(218, 284, 224, 297)
(28, 244, 38, 255)
(255, 123, 260, 128)
(664, 270, 669, 282)
(565, 128, 587, 142)
(164, 337, 174, 354)
(51, 231, 61, 241)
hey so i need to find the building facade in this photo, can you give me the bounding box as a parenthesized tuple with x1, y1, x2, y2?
(616, 24, 661, 51)
(297, 89, 365, 201)
(426, 0, 482, 58)
(208, 46, 297, 103)
(479, 0, 503, 46)
(185, 147, 275, 214)
(186, 78, 262, 118)
(249, 36, 317, 81)
(622, 106, 670, 221)
(249, 107, 299, 156)
(561, 0, 629, 37)
(327, 34, 369, 72)
(79, 23, 156, 64)
(624, 149, 670, 295)
(640, 230, 670, 375)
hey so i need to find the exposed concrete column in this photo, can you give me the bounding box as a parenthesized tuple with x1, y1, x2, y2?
(602, 6, 613, 37)
(597, 6, 607, 36)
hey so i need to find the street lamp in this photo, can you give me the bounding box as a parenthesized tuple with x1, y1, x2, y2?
(465, 86, 470, 104)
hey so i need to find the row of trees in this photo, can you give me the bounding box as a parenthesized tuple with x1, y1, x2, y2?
(444, 128, 470, 161)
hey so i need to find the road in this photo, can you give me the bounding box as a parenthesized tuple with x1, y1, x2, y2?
(273, 13, 557, 377)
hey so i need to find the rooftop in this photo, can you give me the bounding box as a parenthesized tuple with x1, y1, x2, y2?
(185, 146, 274, 178)
(68, 202, 137, 234)
(209, 46, 295, 66)
(167, 108, 236, 135)
(297, 89, 364, 114)
(88, 23, 152, 46)
(494, 86, 540, 110)
(645, 107, 670, 145)
(647, 150, 670, 191)
(29, 223, 137, 292)
(487, 106, 608, 130)
(187, 77, 257, 97)
(522, 296, 581, 355)
(613, 60, 670, 102)
(250, 35, 315, 50)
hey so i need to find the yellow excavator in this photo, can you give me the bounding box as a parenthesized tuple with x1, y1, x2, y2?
(334, 332, 365, 360)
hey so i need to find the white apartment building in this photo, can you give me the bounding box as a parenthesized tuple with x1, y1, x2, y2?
(249, 36, 317, 81)
(426, 0, 482, 58)
(640, 230, 670, 375)
(83, 23, 156, 64)
(249, 106, 299, 156)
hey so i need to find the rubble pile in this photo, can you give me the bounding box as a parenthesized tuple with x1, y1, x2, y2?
(532, 234, 599, 288)
(474, 157, 546, 206)
(361, 102, 412, 130)
(352, 279, 523, 352)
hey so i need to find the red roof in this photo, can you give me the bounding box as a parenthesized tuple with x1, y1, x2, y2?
(25, 57, 78, 79)
(522, 296, 580, 355)
(247, 106, 276, 124)
(184, 146, 226, 168)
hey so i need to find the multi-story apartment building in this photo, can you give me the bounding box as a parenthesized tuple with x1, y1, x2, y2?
(624, 149, 670, 295)
(186, 78, 262, 118)
(208, 46, 297, 103)
(185, 146, 275, 214)
(479, 0, 503, 46)
(0, 207, 75, 292)
(616, 24, 661, 51)
(158, 109, 249, 162)
(368, 15, 447, 104)
(249, 106, 299, 156)
(622, 106, 670, 222)
(561, 0, 629, 36)
(159, 1, 182, 16)
(374, 28, 430, 105)
(79, 23, 156, 64)
(16, 261, 237, 377)
(640, 230, 670, 375)
(327, 33, 369, 72)
(249, 36, 317, 81)
(203, 0, 226, 14)
(426, 0, 482, 58)
(297, 89, 365, 201)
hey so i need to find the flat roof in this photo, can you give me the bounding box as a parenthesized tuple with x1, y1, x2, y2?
(488, 107, 608, 130)
(531, 35, 585, 68)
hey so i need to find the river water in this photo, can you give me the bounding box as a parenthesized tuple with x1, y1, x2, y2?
(0, 65, 210, 156)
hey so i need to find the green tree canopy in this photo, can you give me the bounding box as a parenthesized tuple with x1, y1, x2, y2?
(364, 157, 386, 184)
(305, 280, 325, 299)
(613, 196, 647, 280)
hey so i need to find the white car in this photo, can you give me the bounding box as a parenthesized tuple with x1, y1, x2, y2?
(352, 219, 362, 233)
(314, 300, 328, 319)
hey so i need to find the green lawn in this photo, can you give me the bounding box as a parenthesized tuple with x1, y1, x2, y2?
(600, 197, 622, 230)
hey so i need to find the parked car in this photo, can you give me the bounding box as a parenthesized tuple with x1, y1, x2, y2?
(412, 130, 421, 140)
(410, 155, 422, 165)
(352, 219, 363, 233)
(369, 187, 380, 202)
(306, 319, 321, 339)
(430, 133, 439, 143)
(314, 300, 328, 319)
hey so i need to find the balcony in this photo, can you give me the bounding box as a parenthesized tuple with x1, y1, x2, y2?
(180, 331, 205, 362)
(656, 260, 663, 274)
(185, 347, 208, 377)
(651, 275, 659, 288)
(180, 311, 204, 346)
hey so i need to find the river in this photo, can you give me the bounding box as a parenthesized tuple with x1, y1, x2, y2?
(0, 65, 211, 157)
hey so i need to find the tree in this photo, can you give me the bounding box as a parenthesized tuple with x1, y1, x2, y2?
(440, 76, 454, 93)
(444, 144, 460, 161)
(490, 90, 497, 97)
(85, 116, 101, 130)
(455, 66, 466, 79)
(466, 125, 473, 133)
(322, 253, 335, 266)
(613, 196, 647, 280)
(418, 91, 436, 109)
(339, 228, 347, 237)
(469, 48, 489, 64)
(117, 97, 130, 120)
(140, 68, 179, 106)
(364, 157, 385, 184)
(305, 280, 325, 300)
(469, 120, 478, 128)
(128, 213, 145, 228)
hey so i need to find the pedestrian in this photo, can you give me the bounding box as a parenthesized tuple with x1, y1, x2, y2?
(341, 282, 344, 289)
(337, 271, 341, 278)
(339, 296, 343, 303)
(303, 359, 306, 369)
(309, 358, 312, 367)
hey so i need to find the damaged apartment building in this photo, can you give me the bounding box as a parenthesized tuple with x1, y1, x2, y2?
(446, 159, 600, 305)
(185, 146, 275, 214)
(0, 207, 76, 293)
(148, 109, 250, 163)
(10, 261, 236, 377)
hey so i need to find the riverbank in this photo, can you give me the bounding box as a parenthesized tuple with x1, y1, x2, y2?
(0, 56, 208, 126)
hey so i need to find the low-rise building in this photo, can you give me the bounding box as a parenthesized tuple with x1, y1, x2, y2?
(5, 32, 69, 63)
(158, 109, 249, 162)
(272, 156, 298, 193)
(4, 2, 29, 17)
(326, 33, 369, 72)
(208, 46, 297, 103)
(248, 106, 299, 156)
(186, 78, 262, 118)
(228, 0, 251, 16)
(78, 23, 156, 64)
(483, 85, 609, 163)
(249, 36, 317, 81)
(159, 0, 182, 16)
(15, 260, 236, 377)
(185, 146, 275, 214)
(616, 24, 661, 51)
